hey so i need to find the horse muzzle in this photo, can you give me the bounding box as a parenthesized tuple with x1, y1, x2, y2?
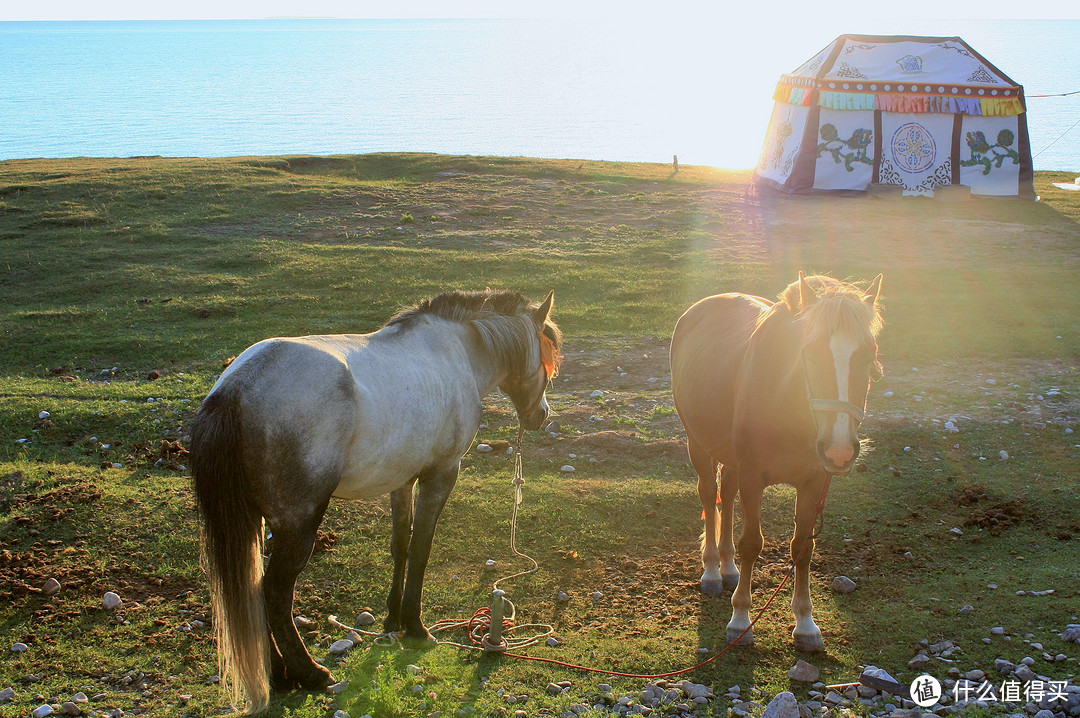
(517, 396, 549, 431)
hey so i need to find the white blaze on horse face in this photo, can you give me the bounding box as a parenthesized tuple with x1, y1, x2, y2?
(825, 332, 858, 467)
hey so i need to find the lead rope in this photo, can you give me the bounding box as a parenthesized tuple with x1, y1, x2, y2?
(426, 426, 555, 651)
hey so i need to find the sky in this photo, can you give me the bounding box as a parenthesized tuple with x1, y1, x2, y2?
(3, 0, 1079, 21)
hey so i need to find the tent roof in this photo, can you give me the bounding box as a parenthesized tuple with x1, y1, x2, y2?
(774, 35, 1025, 117)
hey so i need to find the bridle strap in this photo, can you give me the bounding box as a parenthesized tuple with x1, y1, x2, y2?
(807, 398, 865, 424)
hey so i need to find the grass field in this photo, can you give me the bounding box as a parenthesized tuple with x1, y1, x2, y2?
(1, 154, 1078, 718)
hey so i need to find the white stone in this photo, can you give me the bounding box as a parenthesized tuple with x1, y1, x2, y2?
(12, 643, 28, 653)
(102, 592, 122, 610)
(831, 576, 857, 594)
(949, 527, 963, 536)
(32, 706, 55, 718)
(475, 443, 493, 453)
(326, 680, 348, 694)
(999, 450, 1009, 460)
(678, 681, 711, 699)
(788, 660, 820, 682)
(328, 639, 354, 655)
(561, 465, 576, 473)
(590, 390, 604, 398)
(483, 559, 497, 571)
(39, 411, 51, 419)
(944, 421, 959, 433)
(406, 664, 423, 676)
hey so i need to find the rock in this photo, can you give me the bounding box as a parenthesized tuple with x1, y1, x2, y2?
(39, 411, 51, 419)
(824, 691, 844, 704)
(561, 465, 576, 473)
(991, 627, 1006, 635)
(483, 559, 497, 571)
(326, 680, 348, 694)
(406, 664, 422, 676)
(61, 702, 81, 716)
(999, 450, 1010, 460)
(1015, 665, 1037, 682)
(0, 687, 15, 702)
(328, 639, 354, 655)
(1034, 711, 1055, 718)
(964, 669, 986, 682)
(762, 692, 800, 718)
(788, 660, 820, 683)
(591, 591, 603, 601)
(958, 605, 974, 615)
(949, 527, 963, 536)
(475, 443, 493, 453)
(831, 576, 857, 594)
(546, 637, 560, 647)
(677, 681, 711, 699)
(547, 683, 564, 695)
(102, 592, 122, 610)
(352, 611, 375, 626)
(32, 706, 54, 718)
(995, 658, 1017, 674)
(557, 591, 570, 602)
(12, 643, 28, 653)
(1061, 625, 1080, 642)
(908, 653, 931, 670)
(590, 390, 604, 398)
(42, 578, 61, 597)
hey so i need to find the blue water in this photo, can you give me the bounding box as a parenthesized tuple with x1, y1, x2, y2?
(1, 18, 1077, 171)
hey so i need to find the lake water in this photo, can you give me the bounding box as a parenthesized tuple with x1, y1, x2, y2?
(1, 18, 1077, 171)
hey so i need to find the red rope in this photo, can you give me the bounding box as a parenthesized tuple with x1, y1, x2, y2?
(457, 477, 834, 679)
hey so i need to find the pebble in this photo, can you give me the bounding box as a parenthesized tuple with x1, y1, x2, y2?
(356, 611, 375, 626)
(39, 411, 51, 419)
(788, 660, 820, 683)
(332, 711, 349, 718)
(102, 592, 122, 610)
(328, 639, 354, 655)
(949, 527, 963, 536)
(32, 706, 54, 718)
(42, 578, 61, 596)
(326, 680, 348, 694)
(831, 575, 857, 594)
(12, 643, 28, 653)
(944, 420, 958, 432)
(547, 682, 565, 695)
(998, 450, 1009, 460)
(1061, 624, 1080, 642)
(557, 591, 570, 602)
(483, 559, 497, 572)
(0, 687, 15, 702)
(61, 702, 81, 716)
(590, 390, 604, 398)
(546, 637, 561, 647)
(406, 664, 422, 676)
(591, 591, 604, 601)
(475, 443, 493, 452)
(561, 465, 576, 472)
(991, 626, 1005, 635)
(958, 604, 974, 615)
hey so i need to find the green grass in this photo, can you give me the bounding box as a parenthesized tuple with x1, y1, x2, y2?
(1, 154, 1078, 717)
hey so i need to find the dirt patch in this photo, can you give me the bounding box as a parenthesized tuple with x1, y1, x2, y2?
(961, 500, 1026, 535)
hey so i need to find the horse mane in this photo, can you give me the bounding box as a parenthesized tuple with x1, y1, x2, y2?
(385, 289, 563, 377)
(777, 275, 884, 344)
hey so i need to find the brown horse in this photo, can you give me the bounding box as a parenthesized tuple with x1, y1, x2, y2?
(670, 273, 883, 651)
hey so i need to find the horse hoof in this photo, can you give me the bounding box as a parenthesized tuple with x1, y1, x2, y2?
(722, 573, 740, 591)
(725, 626, 754, 647)
(295, 665, 335, 690)
(401, 631, 438, 650)
(793, 631, 825, 653)
(700, 579, 725, 596)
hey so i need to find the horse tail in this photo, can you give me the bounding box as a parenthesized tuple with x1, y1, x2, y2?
(191, 389, 270, 714)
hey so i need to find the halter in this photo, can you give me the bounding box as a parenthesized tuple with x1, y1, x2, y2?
(800, 349, 867, 427)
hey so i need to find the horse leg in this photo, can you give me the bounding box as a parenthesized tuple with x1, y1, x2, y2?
(398, 464, 459, 648)
(718, 465, 740, 590)
(726, 484, 762, 647)
(385, 482, 415, 635)
(263, 505, 334, 690)
(690, 439, 724, 596)
(791, 478, 827, 652)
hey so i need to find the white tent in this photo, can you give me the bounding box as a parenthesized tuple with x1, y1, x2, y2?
(755, 35, 1034, 198)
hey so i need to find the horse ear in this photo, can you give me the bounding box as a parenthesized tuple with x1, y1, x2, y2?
(863, 274, 884, 305)
(533, 290, 555, 325)
(798, 271, 816, 309)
